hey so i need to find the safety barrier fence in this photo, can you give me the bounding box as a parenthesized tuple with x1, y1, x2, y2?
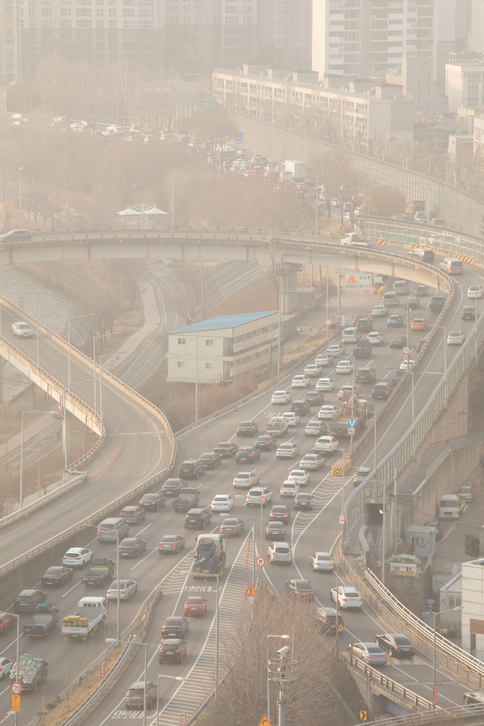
(347, 653, 436, 713)
(342, 564, 484, 690)
(227, 111, 484, 235)
(362, 703, 484, 726)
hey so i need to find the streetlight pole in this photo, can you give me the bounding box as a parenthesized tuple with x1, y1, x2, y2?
(18, 167, 25, 227)
(335, 556, 365, 658)
(20, 410, 46, 509)
(68, 314, 94, 391)
(266, 634, 290, 724)
(155, 674, 184, 726)
(98, 353, 112, 434)
(432, 605, 463, 707)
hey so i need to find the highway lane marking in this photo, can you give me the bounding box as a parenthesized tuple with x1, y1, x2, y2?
(135, 522, 152, 537)
(441, 521, 457, 541)
(129, 546, 158, 571)
(63, 580, 82, 597)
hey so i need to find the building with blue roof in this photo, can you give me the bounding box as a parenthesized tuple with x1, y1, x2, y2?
(167, 311, 280, 383)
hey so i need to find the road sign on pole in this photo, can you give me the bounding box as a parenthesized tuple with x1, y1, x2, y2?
(245, 583, 257, 606)
(99, 661, 105, 679)
(348, 427, 356, 436)
(11, 683, 22, 695)
(403, 346, 410, 354)
(256, 557, 265, 568)
(258, 716, 271, 726)
(325, 319, 332, 326)
(180, 712, 187, 726)
(348, 418, 357, 427)
(339, 514, 345, 523)
(11, 695, 20, 713)
(432, 685, 438, 706)
(234, 132, 244, 144)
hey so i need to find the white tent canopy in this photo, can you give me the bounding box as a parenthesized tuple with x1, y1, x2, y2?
(118, 204, 169, 216)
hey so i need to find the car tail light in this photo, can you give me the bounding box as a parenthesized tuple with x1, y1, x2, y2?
(341, 598, 348, 602)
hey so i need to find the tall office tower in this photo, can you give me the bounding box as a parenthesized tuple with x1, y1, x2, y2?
(470, 0, 484, 55)
(435, 0, 470, 90)
(258, 0, 312, 70)
(0, 0, 22, 83)
(312, 0, 436, 79)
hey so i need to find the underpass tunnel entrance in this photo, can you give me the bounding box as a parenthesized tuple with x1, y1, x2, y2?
(366, 502, 383, 527)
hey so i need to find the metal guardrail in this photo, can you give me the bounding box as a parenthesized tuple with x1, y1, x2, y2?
(342, 564, 484, 690)
(347, 653, 436, 713)
(363, 704, 484, 726)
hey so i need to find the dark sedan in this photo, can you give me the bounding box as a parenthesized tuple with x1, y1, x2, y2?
(219, 518, 245, 536)
(285, 579, 315, 600)
(375, 633, 416, 658)
(462, 306, 476, 320)
(139, 492, 165, 511)
(158, 535, 185, 554)
(265, 522, 285, 540)
(255, 435, 277, 451)
(41, 566, 74, 587)
(303, 391, 324, 406)
(198, 452, 222, 469)
(161, 478, 187, 496)
(161, 616, 189, 638)
(269, 505, 291, 522)
(294, 493, 313, 510)
(236, 420, 259, 436)
(213, 442, 238, 458)
(119, 538, 147, 558)
(389, 335, 407, 349)
(235, 445, 260, 462)
(158, 639, 187, 664)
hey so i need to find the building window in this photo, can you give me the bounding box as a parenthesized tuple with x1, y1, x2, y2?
(205, 339, 214, 346)
(448, 596, 462, 608)
(205, 362, 214, 369)
(177, 360, 186, 368)
(178, 337, 186, 345)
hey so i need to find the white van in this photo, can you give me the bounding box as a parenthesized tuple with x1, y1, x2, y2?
(97, 517, 129, 543)
(393, 280, 409, 295)
(340, 233, 373, 248)
(383, 291, 398, 307)
(439, 258, 463, 275)
(341, 327, 360, 343)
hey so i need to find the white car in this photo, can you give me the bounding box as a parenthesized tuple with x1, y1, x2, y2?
(0, 658, 13, 679)
(292, 375, 310, 388)
(305, 419, 327, 436)
(246, 487, 273, 507)
(447, 330, 466, 345)
(399, 359, 415, 370)
(280, 480, 300, 497)
(316, 378, 335, 392)
(318, 404, 338, 420)
(309, 552, 334, 572)
(330, 585, 363, 609)
(271, 390, 291, 405)
(304, 364, 321, 377)
(335, 360, 353, 375)
(107, 579, 138, 601)
(288, 469, 310, 486)
(267, 542, 292, 565)
(12, 321, 33, 338)
(315, 354, 333, 367)
(276, 442, 300, 459)
(129, 125, 141, 134)
(367, 331, 385, 345)
(281, 412, 300, 427)
(468, 285, 482, 299)
(299, 453, 325, 471)
(372, 304, 388, 317)
(327, 344, 346, 357)
(313, 436, 339, 455)
(233, 470, 259, 488)
(62, 548, 93, 568)
(211, 494, 235, 512)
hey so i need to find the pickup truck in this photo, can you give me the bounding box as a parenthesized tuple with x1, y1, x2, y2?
(266, 415, 289, 437)
(353, 340, 372, 359)
(62, 596, 108, 641)
(10, 654, 48, 692)
(81, 558, 115, 587)
(172, 488, 201, 513)
(23, 604, 59, 638)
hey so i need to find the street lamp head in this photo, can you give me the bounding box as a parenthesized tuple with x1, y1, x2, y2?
(454, 605, 464, 612)
(105, 638, 117, 643)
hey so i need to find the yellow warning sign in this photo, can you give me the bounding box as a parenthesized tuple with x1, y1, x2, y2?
(246, 584, 256, 596)
(11, 694, 20, 712)
(258, 715, 271, 726)
(346, 274, 357, 285)
(360, 710, 367, 721)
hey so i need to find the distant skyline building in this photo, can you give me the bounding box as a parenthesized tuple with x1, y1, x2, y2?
(0, 0, 22, 84)
(312, 0, 436, 80)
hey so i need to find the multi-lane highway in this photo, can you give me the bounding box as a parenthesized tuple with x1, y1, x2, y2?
(1, 245, 483, 723)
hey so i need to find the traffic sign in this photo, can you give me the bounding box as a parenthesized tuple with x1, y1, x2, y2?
(256, 557, 265, 568)
(432, 685, 438, 706)
(11, 682, 22, 695)
(180, 712, 187, 726)
(115, 355, 120, 361)
(403, 346, 410, 354)
(348, 427, 356, 436)
(325, 319, 332, 326)
(245, 583, 257, 606)
(258, 716, 271, 726)
(99, 660, 105, 679)
(339, 514, 345, 523)
(359, 711, 367, 721)
(11, 694, 20, 712)
(234, 132, 244, 144)
(348, 418, 357, 427)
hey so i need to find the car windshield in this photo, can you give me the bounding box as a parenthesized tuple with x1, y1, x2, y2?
(223, 519, 237, 525)
(366, 646, 382, 653)
(45, 568, 61, 575)
(346, 592, 359, 598)
(317, 555, 331, 561)
(272, 506, 286, 512)
(394, 636, 410, 645)
(199, 454, 213, 459)
(239, 421, 252, 426)
(121, 539, 136, 546)
(162, 536, 176, 543)
(16, 596, 32, 602)
(165, 618, 181, 625)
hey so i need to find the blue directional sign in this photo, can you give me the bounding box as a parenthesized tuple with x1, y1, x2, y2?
(348, 418, 357, 427)
(234, 132, 244, 144)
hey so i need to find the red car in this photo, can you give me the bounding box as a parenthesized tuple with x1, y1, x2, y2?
(183, 596, 207, 616)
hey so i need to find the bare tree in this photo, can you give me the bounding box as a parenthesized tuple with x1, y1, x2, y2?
(110, 259, 148, 309)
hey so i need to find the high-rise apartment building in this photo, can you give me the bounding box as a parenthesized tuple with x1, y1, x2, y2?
(0, 0, 22, 83)
(312, 0, 436, 80)
(258, 0, 312, 69)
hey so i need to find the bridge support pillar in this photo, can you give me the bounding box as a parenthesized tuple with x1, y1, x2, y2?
(276, 263, 300, 314)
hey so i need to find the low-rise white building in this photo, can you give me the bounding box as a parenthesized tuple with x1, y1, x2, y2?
(446, 58, 484, 112)
(213, 65, 414, 144)
(461, 558, 484, 659)
(167, 311, 280, 384)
